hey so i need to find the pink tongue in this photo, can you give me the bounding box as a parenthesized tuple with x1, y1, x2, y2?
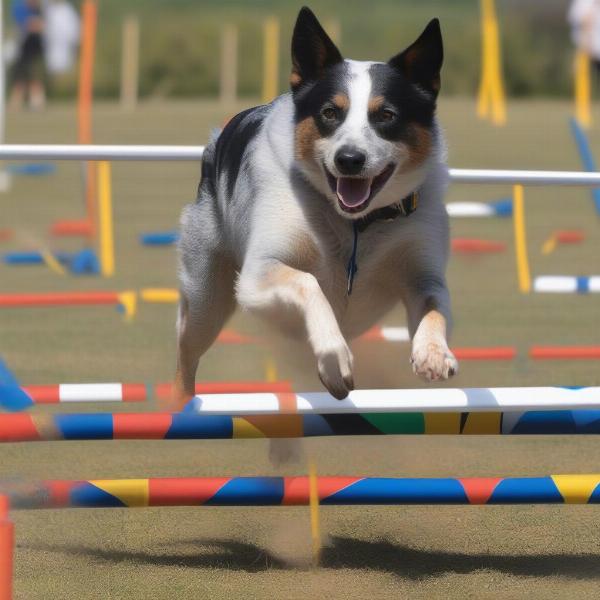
(336, 177, 372, 208)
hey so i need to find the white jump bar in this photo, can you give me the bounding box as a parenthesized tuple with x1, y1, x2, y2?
(191, 386, 600, 415)
(2, 144, 600, 186)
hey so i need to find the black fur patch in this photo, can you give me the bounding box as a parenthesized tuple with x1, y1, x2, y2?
(212, 104, 271, 198)
(368, 62, 437, 141)
(293, 62, 350, 137)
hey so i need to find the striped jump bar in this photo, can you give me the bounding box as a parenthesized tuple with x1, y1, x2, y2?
(7, 475, 600, 508)
(534, 276, 600, 294)
(21, 383, 147, 404)
(0, 291, 137, 319)
(189, 387, 600, 415)
(3, 409, 600, 442)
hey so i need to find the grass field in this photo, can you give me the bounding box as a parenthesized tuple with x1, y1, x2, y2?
(2, 97, 600, 599)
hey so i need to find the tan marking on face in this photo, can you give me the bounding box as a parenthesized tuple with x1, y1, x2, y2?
(368, 95, 385, 113)
(295, 116, 322, 162)
(332, 93, 349, 111)
(401, 124, 433, 171)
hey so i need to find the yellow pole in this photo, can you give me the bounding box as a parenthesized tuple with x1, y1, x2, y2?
(308, 460, 322, 567)
(262, 17, 280, 103)
(477, 0, 492, 119)
(488, 0, 507, 126)
(477, 0, 506, 125)
(512, 185, 531, 294)
(575, 49, 592, 129)
(98, 161, 115, 277)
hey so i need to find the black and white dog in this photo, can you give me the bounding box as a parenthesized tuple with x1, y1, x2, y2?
(175, 7, 457, 405)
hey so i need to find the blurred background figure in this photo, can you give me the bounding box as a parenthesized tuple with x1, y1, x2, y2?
(568, 0, 600, 70)
(9, 0, 46, 110)
(44, 0, 80, 78)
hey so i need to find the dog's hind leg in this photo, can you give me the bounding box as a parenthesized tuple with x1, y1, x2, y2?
(173, 248, 236, 408)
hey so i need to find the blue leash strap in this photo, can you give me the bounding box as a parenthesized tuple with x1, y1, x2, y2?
(347, 221, 359, 295)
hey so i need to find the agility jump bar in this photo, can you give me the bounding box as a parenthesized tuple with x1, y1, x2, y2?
(185, 387, 600, 415)
(154, 380, 292, 400)
(7, 475, 600, 508)
(533, 276, 600, 294)
(21, 384, 147, 404)
(5, 146, 600, 186)
(0, 291, 135, 307)
(4, 409, 600, 442)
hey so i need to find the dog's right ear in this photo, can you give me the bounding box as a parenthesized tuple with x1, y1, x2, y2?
(291, 7, 343, 92)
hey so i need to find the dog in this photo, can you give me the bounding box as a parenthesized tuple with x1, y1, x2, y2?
(174, 6, 458, 407)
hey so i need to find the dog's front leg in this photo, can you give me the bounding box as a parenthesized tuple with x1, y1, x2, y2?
(405, 276, 458, 381)
(237, 261, 354, 399)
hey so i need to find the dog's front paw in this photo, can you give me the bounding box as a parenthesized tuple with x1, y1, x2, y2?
(317, 341, 354, 400)
(411, 341, 458, 382)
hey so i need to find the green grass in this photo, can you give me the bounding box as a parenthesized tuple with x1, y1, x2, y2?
(1, 97, 600, 599)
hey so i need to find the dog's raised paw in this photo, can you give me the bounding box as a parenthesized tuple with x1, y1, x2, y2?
(317, 342, 355, 399)
(411, 342, 458, 382)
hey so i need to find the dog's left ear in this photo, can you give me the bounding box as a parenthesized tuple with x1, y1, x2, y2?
(291, 7, 343, 91)
(388, 19, 443, 97)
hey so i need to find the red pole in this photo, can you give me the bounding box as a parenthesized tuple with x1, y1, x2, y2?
(0, 496, 14, 600)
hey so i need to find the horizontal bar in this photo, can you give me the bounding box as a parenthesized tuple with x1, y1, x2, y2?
(5, 474, 600, 508)
(2, 410, 600, 442)
(530, 346, 600, 360)
(21, 384, 147, 404)
(448, 168, 600, 185)
(1, 145, 600, 186)
(0, 291, 124, 307)
(0, 145, 206, 161)
(533, 276, 600, 294)
(188, 387, 600, 415)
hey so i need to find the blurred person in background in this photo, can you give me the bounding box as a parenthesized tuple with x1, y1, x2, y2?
(9, 0, 46, 110)
(44, 0, 80, 78)
(569, 0, 600, 70)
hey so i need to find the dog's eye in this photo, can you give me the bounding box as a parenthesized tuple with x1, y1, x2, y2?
(379, 109, 396, 123)
(321, 107, 338, 121)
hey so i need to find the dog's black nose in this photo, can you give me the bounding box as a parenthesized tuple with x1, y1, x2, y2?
(334, 146, 366, 175)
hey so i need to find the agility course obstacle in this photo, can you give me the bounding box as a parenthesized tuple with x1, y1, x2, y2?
(20, 383, 147, 404)
(451, 238, 507, 254)
(4, 409, 600, 443)
(6, 475, 600, 508)
(569, 117, 600, 215)
(541, 229, 585, 255)
(446, 199, 512, 218)
(452, 347, 516, 360)
(530, 346, 600, 360)
(0, 291, 136, 319)
(184, 387, 600, 415)
(0, 496, 13, 600)
(477, 0, 507, 126)
(533, 276, 600, 294)
(140, 231, 179, 246)
(154, 380, 292, 400)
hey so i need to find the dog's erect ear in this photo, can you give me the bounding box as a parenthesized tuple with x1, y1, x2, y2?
(388, 19, 443, 97)
(290, 7, 343, 91)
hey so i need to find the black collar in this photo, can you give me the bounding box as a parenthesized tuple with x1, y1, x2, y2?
(355, 190, 419, 233)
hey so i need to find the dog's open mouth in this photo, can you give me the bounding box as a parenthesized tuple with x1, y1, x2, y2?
(325, 163, 396, 214)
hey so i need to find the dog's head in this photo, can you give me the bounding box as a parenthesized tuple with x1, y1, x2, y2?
(291, 7, 443, 218)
